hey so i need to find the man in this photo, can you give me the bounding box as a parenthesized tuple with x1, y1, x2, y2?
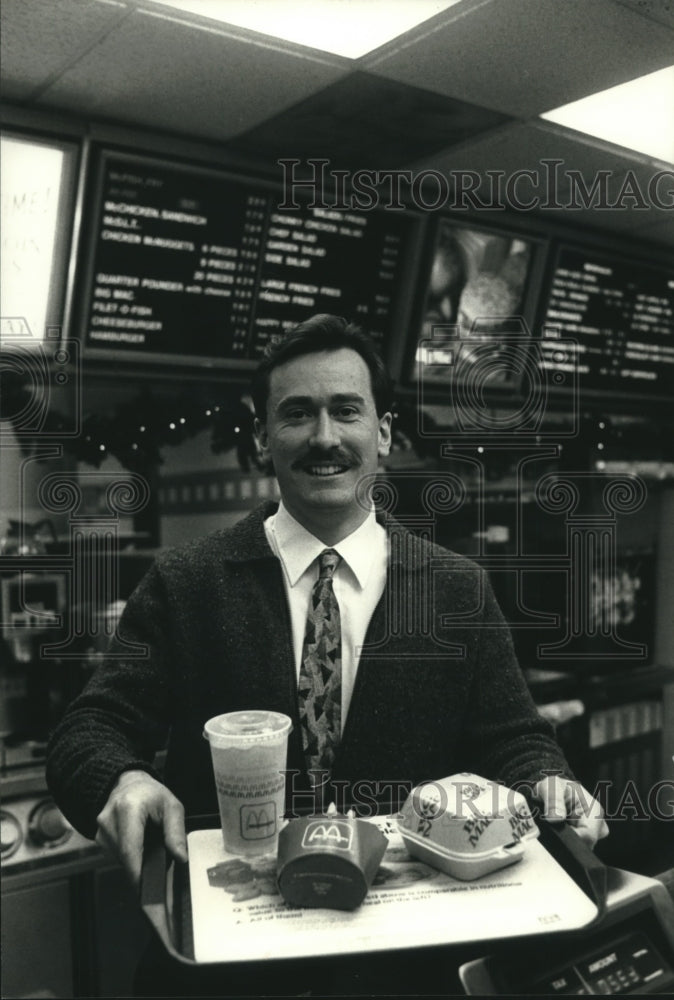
(47, 313, 606, 895)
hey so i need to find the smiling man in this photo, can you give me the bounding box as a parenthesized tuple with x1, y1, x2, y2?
(254, 342, 392, 543)
(47, 314, 606, 994)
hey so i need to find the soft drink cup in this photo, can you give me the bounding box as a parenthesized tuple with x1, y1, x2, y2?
(203, 711, 293, 856)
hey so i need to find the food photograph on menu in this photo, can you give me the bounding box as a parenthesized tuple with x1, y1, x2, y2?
(413, 220, 535, 388)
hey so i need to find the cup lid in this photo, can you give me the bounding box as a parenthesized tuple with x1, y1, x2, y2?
(203, 710, 292, 746)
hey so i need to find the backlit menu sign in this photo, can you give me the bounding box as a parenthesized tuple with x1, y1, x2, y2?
(83, 154, 408, 364)
(540, 245, 674, 399)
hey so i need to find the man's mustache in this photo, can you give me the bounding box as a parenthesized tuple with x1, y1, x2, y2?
(292, 450, 355, 469)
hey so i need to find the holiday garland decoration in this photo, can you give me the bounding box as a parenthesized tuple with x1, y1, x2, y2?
(0, 366, 263, 473)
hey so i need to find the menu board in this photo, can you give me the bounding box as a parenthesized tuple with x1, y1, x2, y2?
(540, 245, 674, 399)
(82, 153, 409, 365)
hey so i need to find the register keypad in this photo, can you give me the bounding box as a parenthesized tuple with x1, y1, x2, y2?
(531, 932, 671, 994)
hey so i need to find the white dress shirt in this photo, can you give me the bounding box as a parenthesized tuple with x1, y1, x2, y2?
(264, 502, 388, 731)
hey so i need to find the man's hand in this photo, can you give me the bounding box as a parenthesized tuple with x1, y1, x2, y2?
(533, 774, 609, 848)
(96, 770, 188, 889)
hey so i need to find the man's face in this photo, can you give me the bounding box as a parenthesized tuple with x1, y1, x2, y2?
(256, 348, 392, 535)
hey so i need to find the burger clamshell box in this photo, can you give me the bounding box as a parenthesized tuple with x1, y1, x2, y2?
(398, 773, 540, 880)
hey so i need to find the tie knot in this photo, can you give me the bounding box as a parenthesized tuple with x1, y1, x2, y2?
(318, 548, 340, 579)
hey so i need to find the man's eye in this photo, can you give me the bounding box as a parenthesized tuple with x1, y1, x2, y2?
(286, 409, 309, 420)
(336, 406, 358, 419)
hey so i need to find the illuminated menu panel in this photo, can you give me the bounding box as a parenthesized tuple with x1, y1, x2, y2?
(252, 209, 403, 355)
(540, 245, 674, 398)
(83, 154, 408, 363)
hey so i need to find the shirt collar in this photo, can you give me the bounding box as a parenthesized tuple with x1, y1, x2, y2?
(270, 502, 381, 590)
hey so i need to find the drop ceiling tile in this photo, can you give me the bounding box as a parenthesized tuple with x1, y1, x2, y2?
(0, 0, 127, 102)
(364, 0, 674, 118)
(412, 121, 670, 243)
(37, 7, 349, 142)
(229, 71, 511, 170)
(612, 0, 674, 31)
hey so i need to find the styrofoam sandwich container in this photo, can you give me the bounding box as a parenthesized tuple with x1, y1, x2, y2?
(397, 773, 539, 880)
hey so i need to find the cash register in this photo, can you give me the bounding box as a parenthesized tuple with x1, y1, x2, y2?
(458, 825, 674, 996)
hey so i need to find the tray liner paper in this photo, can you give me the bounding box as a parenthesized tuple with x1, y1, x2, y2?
(186, 817, 598, 964)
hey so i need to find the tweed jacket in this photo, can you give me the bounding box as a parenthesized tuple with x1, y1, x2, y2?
(47, 502, 571, 838)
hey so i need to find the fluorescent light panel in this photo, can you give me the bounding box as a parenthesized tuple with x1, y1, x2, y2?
(150, 0, 462, 59)
(541, 66, 674, 165)
(1, 137, 65, 342)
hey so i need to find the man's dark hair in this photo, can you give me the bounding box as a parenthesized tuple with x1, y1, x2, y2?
(251, 314, 394, 422)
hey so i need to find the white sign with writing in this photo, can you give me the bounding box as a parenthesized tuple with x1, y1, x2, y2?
(0, 136, 66, 342)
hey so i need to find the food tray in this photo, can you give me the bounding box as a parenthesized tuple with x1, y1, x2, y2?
(140, 814, 607, 967)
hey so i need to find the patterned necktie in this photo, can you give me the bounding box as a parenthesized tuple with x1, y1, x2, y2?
(298, 548, 342, 787)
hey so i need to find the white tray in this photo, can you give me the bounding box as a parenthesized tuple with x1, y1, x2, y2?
(186, 817, 599, 964)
